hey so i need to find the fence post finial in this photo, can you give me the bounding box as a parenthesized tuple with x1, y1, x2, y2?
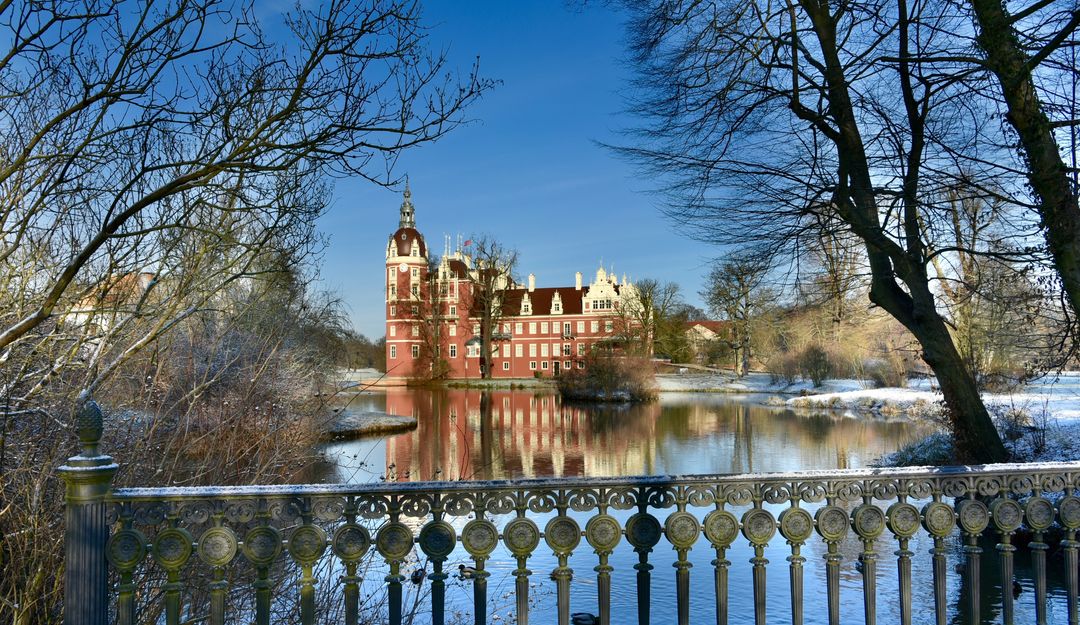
(58, 391, 118, 625)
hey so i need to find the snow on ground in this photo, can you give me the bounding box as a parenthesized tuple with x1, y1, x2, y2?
(656, 371, 1080, 462)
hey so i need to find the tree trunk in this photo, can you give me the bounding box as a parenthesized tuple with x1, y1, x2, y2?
(967, 0, 1080, 321)
(868, 273, 1007, 463)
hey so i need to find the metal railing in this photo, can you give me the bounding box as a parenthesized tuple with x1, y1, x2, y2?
(61, 397, 1080, 625)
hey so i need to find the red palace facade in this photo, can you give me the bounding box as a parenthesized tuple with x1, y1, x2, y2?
(384, 186, 639, 380)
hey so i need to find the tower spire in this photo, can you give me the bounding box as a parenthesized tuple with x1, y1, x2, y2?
(399, 177, 415, 228)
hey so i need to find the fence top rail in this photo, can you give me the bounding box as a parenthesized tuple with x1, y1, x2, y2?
(109, 461, 1080, 502)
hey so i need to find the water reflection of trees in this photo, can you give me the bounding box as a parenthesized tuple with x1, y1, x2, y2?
(380, 389, 932, 481)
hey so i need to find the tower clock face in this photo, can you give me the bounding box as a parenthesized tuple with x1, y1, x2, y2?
(398, 262, 408, 273)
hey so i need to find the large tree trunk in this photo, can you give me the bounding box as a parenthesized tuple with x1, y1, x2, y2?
(967, 0, 1080, 322)
(869, 274, 1007, 463)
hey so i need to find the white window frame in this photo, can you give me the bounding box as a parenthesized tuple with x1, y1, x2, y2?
(529, 344, 537, 357)
(390, 345, 397, 359)
(411, 345, 419, 358)
(389, 326, 396, 337)
(503, 361, 510, 371)
(450, 344, 458, 358)
(515, 344, 523, 358)
(577, 321, 585, 333)
(529, 361, 537, 370)
(541, 361, 549, 370)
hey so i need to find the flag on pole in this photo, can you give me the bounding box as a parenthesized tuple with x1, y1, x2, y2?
(463, 239, 473, 246)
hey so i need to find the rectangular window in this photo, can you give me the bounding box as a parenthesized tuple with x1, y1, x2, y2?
(503, 323, 510, 334)
(564, 360, 571, 369)
(577, 360, 585, 369)
(541, 344, 549, 357)
(411, 284, 418, 296)
(515, 344, 523, 357)
(449, 325, 457, 336)
(591, 321, 599, 333)
(541, 361, 549, 370)
(390, 284, 397, 297)
(541, 322, 549, 333)
(577, 344, 585, 356)
(411, 345, 419, 358)
(411, 326, 419, 337)
(529, 361, 537, 370)
(562, 344, 571, 356)
(467, 344, 479, 358)
(502, 344, 510, 357)
(390, 326, 396, 337)
(390, 345, 397, 359)
(563, 322, 571, 336)
(411, 305, 418, 315)
(450, 344, 457, 358)
(529, 322, 537, 334)
(605, 321, 613, 332)
(577, 321, 585, 333)
(529, 344, 537, 357)
(552, 343, 559, 354)
(450, 305, 457, 315)
(503, 361, 510, 371)
(390, 305, 396, 316)
(473, 323, 480, 335)
(412, 268, 419, 278)
(515, 322, 523, 335)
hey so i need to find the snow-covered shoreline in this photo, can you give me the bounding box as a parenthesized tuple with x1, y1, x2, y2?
(656, 371, 1080, 463)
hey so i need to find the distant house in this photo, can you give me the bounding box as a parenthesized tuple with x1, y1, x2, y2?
(684, 320, 730, 364)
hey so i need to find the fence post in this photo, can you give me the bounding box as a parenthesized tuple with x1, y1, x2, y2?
(58, 392, 118, 625)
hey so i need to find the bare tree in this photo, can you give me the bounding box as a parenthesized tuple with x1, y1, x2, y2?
(618, 278, 683, 357)
(615, 0, 1016, 461)
(702, 253, 773, 376)
(965, 0, 1080, 325)
(463, 236, 518, 379)
(0, 0, 491, 408)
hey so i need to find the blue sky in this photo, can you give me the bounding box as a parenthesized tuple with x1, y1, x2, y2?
(317, 1, 719, 338)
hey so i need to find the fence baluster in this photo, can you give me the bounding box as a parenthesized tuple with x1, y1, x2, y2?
(816, 503, 847, 625)
(288, 501, 327, 625)
(332, 498, 371, 625)
(1059, 495, 1080, 625)
(886, 501, 920, 625)
(991, 498, 1022, 625)
(625, 499, 661, 625)
(586, 506, 621, 625)
(504, 510, 540, 625)
(419, 501, 455, 625)
(779, 502, 813, 625)
(957, 497, 989, 625)
(704, 507, 738, 625)
(545, 501, 581, 625)
(742, 505, 776, 625)
(462, 507, 498, 625)
(665, 505, 700, 625)
(105, 507, 144, 625)
(375, 502, 411, 625)
(242, 518, 280, 625)
(852, 497, 884, 625)
(196, 522, 236, 625)
(1027, 497, 1057, 625)
(922, 499, 954, 625)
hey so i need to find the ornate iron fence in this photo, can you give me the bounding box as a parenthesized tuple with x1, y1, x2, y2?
(62, 398, 1080, 625)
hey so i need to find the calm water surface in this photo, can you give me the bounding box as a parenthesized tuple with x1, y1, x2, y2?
(316, 388, 1069, 625)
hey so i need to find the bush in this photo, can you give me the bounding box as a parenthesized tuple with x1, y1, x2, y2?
(798, 344, 833, 387)
(556, 354, 657, 402)
(876, 432, 955, 467)
(864, 353, 907, 388)
(766, 352, 800, 385)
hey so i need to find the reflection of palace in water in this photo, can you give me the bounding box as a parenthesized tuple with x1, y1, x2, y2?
(381, 389, 932, 482)
(385, 388, 664, 481)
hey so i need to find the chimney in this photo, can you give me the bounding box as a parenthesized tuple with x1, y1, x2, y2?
(575, 272, 582, 290)
(528, 273, 536, 292)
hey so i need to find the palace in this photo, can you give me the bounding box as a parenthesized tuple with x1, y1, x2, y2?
(385, 186, 640, 380)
